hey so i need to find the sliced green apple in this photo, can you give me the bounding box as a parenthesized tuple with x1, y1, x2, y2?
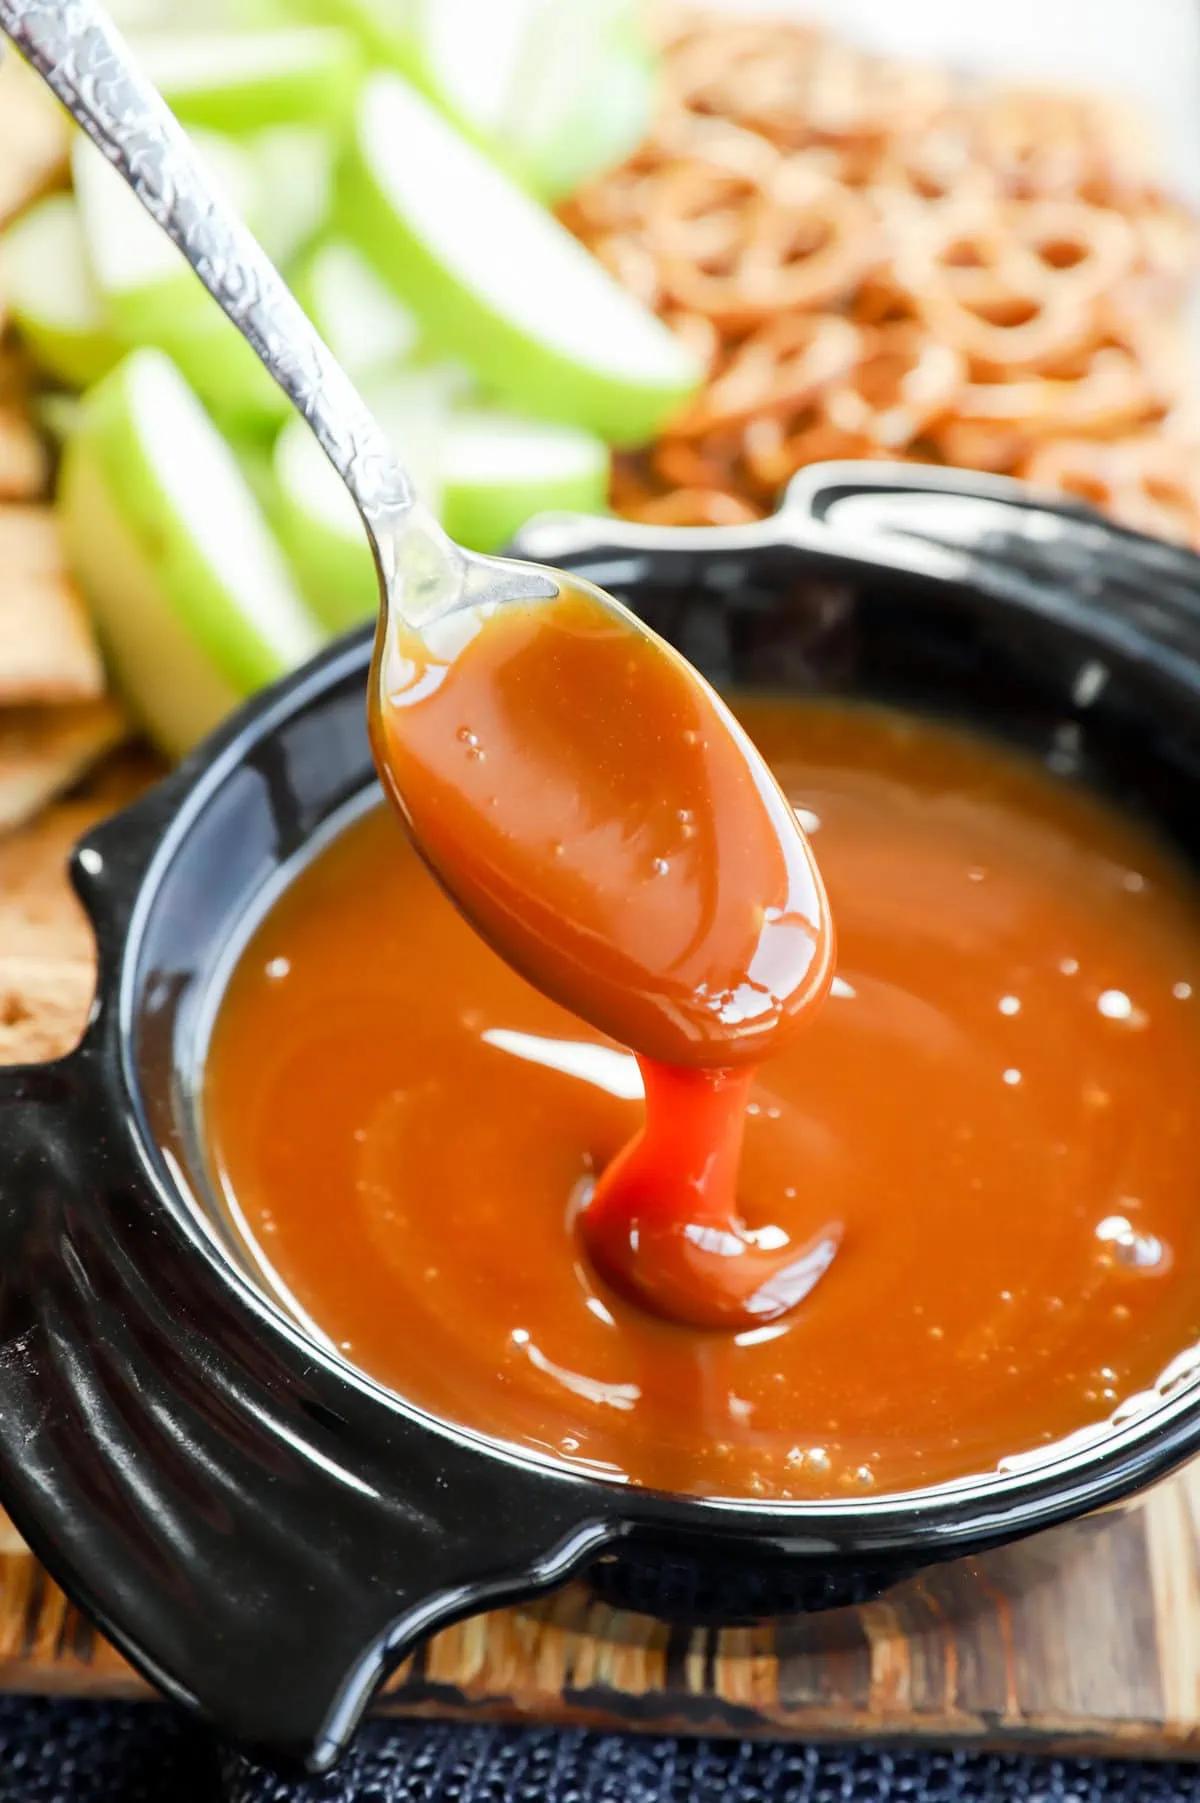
(59, 348, 322, 757)
(339, 71, 700, 444)
(72, 132, 289, 431)
(248, 124, 335, 270)
(506, 3, 654, 200)
(293, 238, 420, 383)
(0, 193, 120, 387)
(36, 392, 84, 443)
(270, 365, 452, 633)
(409, 0, 539, 141)
(130, 27, 362, 134)
(287, 0, 418, 75)
(395, 0, 652, 194)
(441, 409, 608, 551)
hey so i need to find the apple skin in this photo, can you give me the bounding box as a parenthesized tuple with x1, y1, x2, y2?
(134, 27, 364, 134)
(269, 365, 452, 632)
(73, 131, 292, 433)
(291, 239, 420, 384)
(337, 74, 700, 447)
(249, 124, 336, 269)
(1, 195, 121, 389)
(60, 431, 240, 757)
(60, 349, 321, 756)
(269, 473, 377, 634)
(441, 413, 609, 553)
(107, 278, 293, 435)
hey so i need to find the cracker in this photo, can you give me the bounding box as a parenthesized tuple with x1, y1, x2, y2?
(0, 406, 48, 501)
(0, 747, 160, 963)
(0, 51, 68, 229)
(0, 954, 94, 1063)
(0, 698, 129, 835)
(0, 508, 105, 703)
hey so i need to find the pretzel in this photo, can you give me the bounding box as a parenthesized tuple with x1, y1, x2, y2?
(650, 431, 744, 492)
(931, 419, 1028, 475)
(1003, 199, 1135, 303)
(591, 231, 662, 309)
(971, 88, 1158, 205)
(561, 13, 1200, 544)
(661, 308, 723, 376)
(870, 120, 996, 214)
(1021, 437, 1200, 548)
(645, 160, 765, 264)
(671, 313, 861, 436)
(820, 322, 963, 450)
(622, 485, 765, 527)
(660, 21, 829, 149)
(657, 168, 878, 325)
(952, 345, 1156, 440)
(741, 413, 882, 495)
(891, 211, 1101, 372)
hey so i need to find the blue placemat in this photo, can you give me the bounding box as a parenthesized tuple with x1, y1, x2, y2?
(5, 1701, 1200, 1803)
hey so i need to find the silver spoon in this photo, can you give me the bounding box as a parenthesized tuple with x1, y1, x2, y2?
(0, 0, 831, 1073)
(0, 0, 558, 630)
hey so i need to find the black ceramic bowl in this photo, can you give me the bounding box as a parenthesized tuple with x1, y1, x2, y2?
(2, 463, 1200, 1770)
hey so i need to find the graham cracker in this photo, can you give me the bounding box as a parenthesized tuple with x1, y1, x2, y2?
(0, 698, 129, 835)
(0, 746, 160, 962)
(0, 952, 94, 1062)
(0, 51, 68, 229)
(0, 507, 105, 703)
(0, 406, 49, 501)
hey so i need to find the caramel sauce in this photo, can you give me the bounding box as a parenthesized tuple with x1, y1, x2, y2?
(369, 588, 833, 1326)
(206, 700, 1200, 1498)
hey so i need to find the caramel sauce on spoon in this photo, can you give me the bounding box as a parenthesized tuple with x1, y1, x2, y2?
(369, 581, 834, 1327)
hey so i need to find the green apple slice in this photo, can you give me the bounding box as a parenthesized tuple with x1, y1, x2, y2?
(402, 0, 651, 193)
(130, 27, 362, 134)
(410, 0, 540, 140)
(72, 132, 289, 431)
(247, 124, 334, 270)
(286, 0, 417, 74)
(36, 392, 84, 443)
(508, 13, 654, 200)
(59, 348, 322, 757)
(293, 239, 420, 383)
(0, 193, 120, 387)
(441, 409, 608, 552)
(271, 365, 452, 632)
(340, 71, 700, 444)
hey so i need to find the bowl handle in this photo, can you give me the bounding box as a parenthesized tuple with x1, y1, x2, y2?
(515, 462, 1200, 686)
(0, 1046, 607, 1769)
(784, 461, 1200, 681)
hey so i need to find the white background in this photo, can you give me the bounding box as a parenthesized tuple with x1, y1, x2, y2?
(714, 0, 1200, 205)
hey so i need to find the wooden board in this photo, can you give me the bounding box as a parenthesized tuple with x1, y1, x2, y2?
(3, 765, 1200, 1756)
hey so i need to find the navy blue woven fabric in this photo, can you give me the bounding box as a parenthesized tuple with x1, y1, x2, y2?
(224, 1729, 1200, 1803)
(8, 1703, 1200, 1803)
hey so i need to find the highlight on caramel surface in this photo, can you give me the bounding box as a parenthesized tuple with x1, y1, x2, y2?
(205, 699, 1200, 1500)
(370, 582, 831, 1069)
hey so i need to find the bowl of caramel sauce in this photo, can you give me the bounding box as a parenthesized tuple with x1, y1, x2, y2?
(2, 465, 1200, 1766)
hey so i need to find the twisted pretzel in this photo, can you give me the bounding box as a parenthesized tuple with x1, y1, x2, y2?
(1021, 437, 1200, 548)
(820, 321, 964, 450)
(672, 312, 861, 436)
(657, 166, 879, 325)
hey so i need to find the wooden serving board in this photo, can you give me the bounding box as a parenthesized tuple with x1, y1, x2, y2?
(4, 762, 1200, 1756)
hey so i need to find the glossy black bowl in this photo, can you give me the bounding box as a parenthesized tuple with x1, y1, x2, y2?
(3, 463, 1200, 1770)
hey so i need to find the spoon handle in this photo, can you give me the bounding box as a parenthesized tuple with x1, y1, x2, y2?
(0, 0, 450, 588)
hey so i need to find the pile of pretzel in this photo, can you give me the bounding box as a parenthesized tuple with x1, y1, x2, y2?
(560, 11, 1200, 545)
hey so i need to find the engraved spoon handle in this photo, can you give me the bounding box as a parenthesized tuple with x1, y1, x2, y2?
(0, 0, 460, 600)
